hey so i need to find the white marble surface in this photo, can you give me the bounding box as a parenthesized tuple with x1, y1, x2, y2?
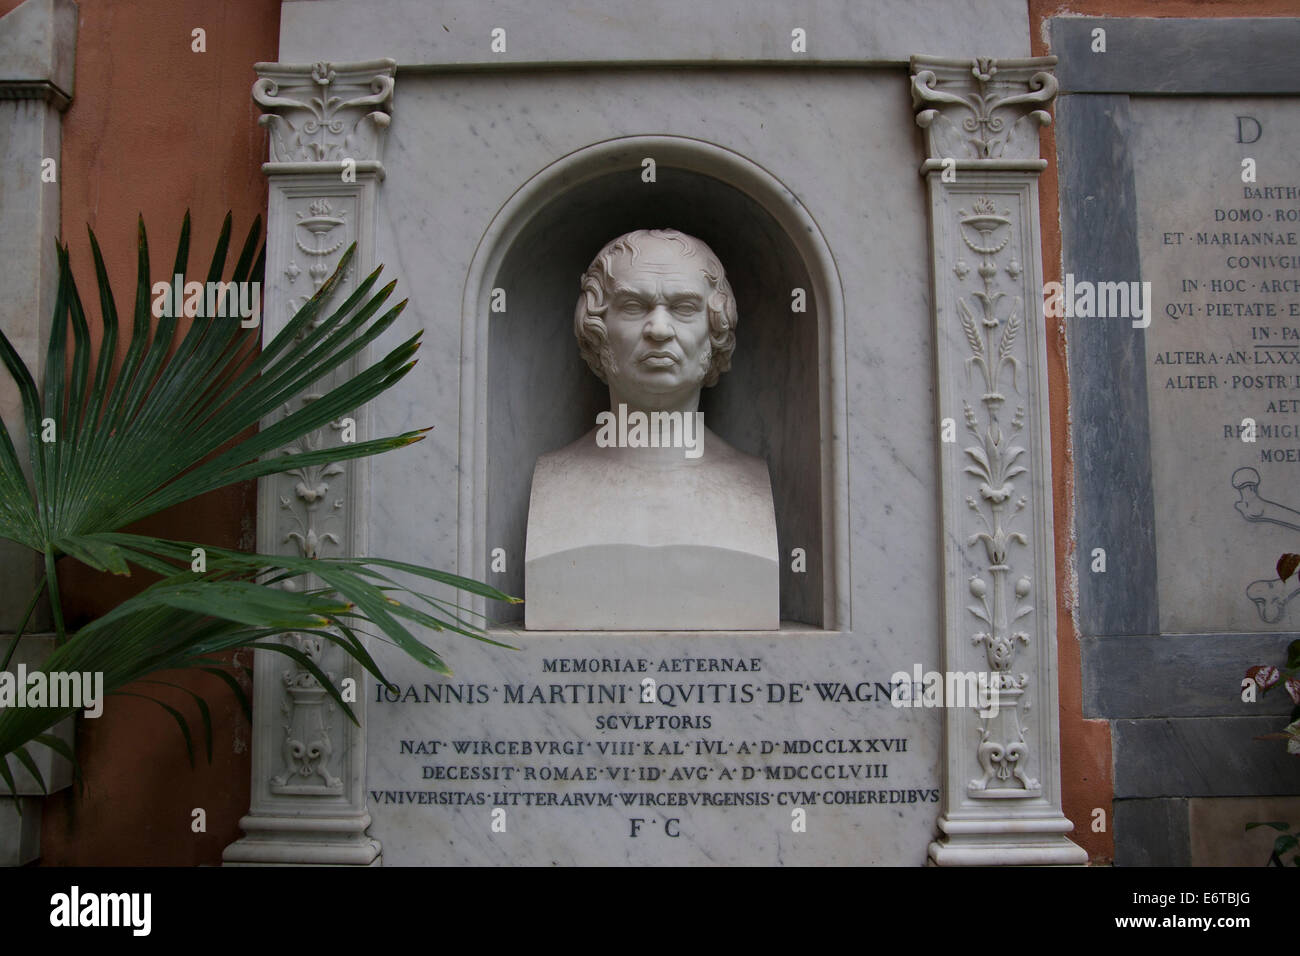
(0, 0, 75, 870)
(279, 0, 1031, 68)
(0, 0, 76, 93)
(355, 66, 944, 864)
(525, 428, 781, 629)
(0, 96, 57, 633)
(366, 632, 942, 866)
(927, 173, 1083, 863)
(0, 0, 71, 632)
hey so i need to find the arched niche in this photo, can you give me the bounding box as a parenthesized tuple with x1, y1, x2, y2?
(459, 136, 847, 630)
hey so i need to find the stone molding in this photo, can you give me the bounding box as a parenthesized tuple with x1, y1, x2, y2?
(0, 0, 76, 109)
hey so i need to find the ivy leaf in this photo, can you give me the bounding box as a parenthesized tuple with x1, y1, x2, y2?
(1247, 664, 1281, 690)
(1288, 679, 1300, 707)
(1278, 553, 1300, 583)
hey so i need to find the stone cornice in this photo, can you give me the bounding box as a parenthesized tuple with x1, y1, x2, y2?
(0, 0, 77, 111)
(0, 79, 69, 109)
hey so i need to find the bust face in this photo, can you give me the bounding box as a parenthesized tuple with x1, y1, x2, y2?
(601, 235, 715, 410)
(576, 229, 738, 414)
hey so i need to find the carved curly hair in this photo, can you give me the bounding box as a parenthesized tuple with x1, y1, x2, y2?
(573, 229, 738, 387)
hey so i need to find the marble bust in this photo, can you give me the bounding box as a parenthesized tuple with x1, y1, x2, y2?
(524, 228, 780, 629)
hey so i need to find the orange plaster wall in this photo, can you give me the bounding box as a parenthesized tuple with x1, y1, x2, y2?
(30, 0, 280, 866)
(1030, 0, 1300, 864)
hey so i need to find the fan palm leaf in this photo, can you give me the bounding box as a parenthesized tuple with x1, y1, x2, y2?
(0, 213, 518, 787)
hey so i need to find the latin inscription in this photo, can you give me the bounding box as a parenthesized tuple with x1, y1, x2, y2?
(371, 656, 936, 815)
(1135, 100, 1300, 631)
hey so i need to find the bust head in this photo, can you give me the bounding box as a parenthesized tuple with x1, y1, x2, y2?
(529, 229, 778, 631)
(574, 229, 737, 411)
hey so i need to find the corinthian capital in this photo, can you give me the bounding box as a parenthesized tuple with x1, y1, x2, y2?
(910, 56, 1058, 166)
(252, 59, 396, 169)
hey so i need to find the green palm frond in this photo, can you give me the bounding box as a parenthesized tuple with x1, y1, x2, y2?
(0, 213, 425, 557)
(0, 213, 519, 786)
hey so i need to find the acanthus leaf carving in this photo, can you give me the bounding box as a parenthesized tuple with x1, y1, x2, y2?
(253, 59, 396, 166)
(911, 56, 1058, 163)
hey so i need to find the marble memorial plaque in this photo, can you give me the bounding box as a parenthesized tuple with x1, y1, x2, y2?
(229, 0, 1080, 868)
(1133, 99, 1300, 632)
(357, 70, 944, 866)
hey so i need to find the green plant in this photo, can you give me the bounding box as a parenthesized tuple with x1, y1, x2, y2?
(1244, 646, 1300, 756)
(0, 212, 517, 793)
(1239, 556, 1300, 865)
(1245, 822, 1300, 867)
(1243, 554, 1300, 755)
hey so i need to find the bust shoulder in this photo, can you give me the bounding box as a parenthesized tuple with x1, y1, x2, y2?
(527, 426, 776, 554)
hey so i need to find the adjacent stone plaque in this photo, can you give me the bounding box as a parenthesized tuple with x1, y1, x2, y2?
(1133, 99, 1300, 632)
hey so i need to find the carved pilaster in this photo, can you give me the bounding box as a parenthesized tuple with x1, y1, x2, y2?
(913, 55, 1085, 865)
(223, 59, 394, 866)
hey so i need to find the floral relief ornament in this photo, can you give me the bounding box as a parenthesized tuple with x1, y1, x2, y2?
(954, 196, 1039, 795)
(286, 198, 351, 327)
(268, 394, 352, 793)
(278, 394, 348, 560)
